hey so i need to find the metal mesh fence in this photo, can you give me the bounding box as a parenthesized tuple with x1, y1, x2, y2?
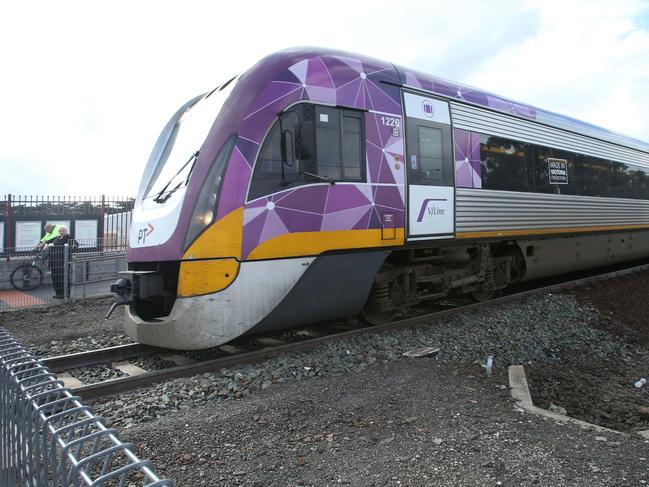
(0, 246, 124, 311)
(1, 195, 133, 256)
(0, 327, 172, 486)
(0, 194, 134, 310)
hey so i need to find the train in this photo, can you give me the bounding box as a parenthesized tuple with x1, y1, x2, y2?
(109, 47, 649, 350)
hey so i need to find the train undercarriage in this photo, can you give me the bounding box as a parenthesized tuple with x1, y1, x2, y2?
(361, 242, 526, 323)
(361, 229, 649, 324)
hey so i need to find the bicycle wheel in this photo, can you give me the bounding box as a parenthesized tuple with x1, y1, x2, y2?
(10, 264, 43, 291)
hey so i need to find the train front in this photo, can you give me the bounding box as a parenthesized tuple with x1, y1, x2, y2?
(112, 73, 250, 350)
(112, 48, 407, 350)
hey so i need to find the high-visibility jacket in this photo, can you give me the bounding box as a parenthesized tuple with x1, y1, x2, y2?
(40, 224, 61, 244)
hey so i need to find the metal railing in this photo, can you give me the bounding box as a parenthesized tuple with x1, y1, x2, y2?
(0, 246, 126, 311)
(0, 327, 172, 486)
(1, 194, 134, 256)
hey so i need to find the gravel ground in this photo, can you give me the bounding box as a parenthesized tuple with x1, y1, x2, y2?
(2, 274, 649, 485)
(0, 296, 133, 356)
(528, 272, 649, 432)
(128, 361, 647, 487)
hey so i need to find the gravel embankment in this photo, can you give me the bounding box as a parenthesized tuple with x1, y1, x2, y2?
(89, 293, 643, 431)
(126, 360, 647, 487)
(2, 274, 649, 485)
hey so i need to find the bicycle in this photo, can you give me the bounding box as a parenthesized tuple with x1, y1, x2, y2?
(9, 250, 48, 291)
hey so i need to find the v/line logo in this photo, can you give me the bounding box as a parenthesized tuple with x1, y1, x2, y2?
(416, 198, 447, 222)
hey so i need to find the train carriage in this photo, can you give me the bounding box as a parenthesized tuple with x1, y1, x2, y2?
(113, 47, 649, 349)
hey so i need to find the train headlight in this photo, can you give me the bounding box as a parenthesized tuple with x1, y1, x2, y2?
(184, 135, 237, 250)
(202, 210, 214, 225)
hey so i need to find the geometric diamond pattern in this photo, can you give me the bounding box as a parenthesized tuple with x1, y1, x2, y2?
(213, 53, 407, 259)
(454, 128, 482, 188)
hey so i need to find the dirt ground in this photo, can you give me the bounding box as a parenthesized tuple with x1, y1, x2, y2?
(528, 272, 649, 431)
(125, 360, 649, 487)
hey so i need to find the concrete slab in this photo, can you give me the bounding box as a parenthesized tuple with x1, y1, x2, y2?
(219, 345, 248, 355)
(508, 365, 534, 408)
(161, 353, 195, 366)
(112, 361, 147, 377)
(508, 365, 627, 436)
(58, 372, 84, 388)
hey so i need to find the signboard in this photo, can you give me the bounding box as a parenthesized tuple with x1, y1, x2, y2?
(548, 158, 568, 185)
(15, 221, 42, 250)
(408, 185, 454, 237)
(75, 219, 98, 248)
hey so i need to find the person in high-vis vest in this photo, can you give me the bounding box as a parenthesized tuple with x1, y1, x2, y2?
(37, 224, 61, 248)
(35, 223, 60, 264)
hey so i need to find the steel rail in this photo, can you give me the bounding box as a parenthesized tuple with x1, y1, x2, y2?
(71, 261, 649, 402)
(42, 343, 165, 372)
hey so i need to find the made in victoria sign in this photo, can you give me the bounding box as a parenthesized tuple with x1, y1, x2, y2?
(548, 158, 569, 185)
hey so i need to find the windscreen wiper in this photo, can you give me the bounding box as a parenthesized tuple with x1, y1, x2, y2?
(153, 151, 199, 203)
(304, 171, 335, 184)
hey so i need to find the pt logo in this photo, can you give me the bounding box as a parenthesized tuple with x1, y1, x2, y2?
(416, 198, 447, 222)
(137, 223, 155, 244)
(421, 100, 435, 118)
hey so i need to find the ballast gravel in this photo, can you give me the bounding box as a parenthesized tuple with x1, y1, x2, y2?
(2, 277, 649, 485)
(91, 294, 631, 427)
(69, 363, 127, 384)
(0, 296, 133, 357)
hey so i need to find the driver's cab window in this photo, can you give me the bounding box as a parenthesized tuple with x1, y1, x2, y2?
(249, 103, 365, 200)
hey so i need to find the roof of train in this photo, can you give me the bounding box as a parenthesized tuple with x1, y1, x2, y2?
(254, 47, 649, 154)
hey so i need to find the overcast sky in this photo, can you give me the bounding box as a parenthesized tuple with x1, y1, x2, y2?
(1, 0, 648, 197)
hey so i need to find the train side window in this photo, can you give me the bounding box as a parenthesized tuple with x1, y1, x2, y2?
(315, 106, 364, 181)
(315, 106, 343, 180)
(629, 165, 649, 199)
(405, 118, 453, 186)
(474, 129, 649, 200)
(580, 156, 610, 197)
(341, 113, 363, 179)
(418, 126, 445, 181)
(249, 103, 365, 200)
(610, 161, 632, 198)
(479, 135, 530, 192)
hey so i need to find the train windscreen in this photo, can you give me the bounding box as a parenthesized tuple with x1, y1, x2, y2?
(144, 76, 238, 202)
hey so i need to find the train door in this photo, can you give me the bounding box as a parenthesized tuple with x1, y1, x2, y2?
(403, 91, 455, 239)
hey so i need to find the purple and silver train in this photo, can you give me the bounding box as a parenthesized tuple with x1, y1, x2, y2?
(113, 47, 649, 349)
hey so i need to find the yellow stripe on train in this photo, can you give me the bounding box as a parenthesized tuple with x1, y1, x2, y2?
(177, 258, 240, 297)
(183, 208, 244, 260)
(247, 227, 405, 260)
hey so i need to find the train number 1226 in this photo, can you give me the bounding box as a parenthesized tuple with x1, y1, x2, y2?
(381, 116, 401, 127)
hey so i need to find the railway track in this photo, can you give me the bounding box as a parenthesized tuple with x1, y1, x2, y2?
(44, 261, 649, 402)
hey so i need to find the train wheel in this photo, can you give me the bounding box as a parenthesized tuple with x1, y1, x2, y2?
(471, 289, 494, 302)
(361, 307, 396, 325)
(361, 263, 397, 325)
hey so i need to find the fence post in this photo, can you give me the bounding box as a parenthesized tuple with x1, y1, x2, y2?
(63, 243, 69, 302)
(5, 194, 12, 260)
(99, 195, 105, 253)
